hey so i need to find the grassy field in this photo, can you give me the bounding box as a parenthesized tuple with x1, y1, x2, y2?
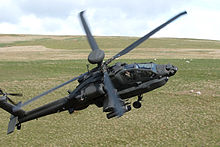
(0, 34, 220, 146)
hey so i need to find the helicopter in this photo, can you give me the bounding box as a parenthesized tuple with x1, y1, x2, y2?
(0, 11, 187, 134)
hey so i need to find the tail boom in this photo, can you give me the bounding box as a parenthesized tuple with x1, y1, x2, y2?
(18, 97, 68, 124)
(0, 96, 69, 134)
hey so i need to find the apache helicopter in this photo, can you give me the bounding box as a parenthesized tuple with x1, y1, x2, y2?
(0, 11, 187, 134)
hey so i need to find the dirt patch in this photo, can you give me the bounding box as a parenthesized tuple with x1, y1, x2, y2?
(1, 46, 220, 61)
(0, 46, 88, 61)
(0, 35, 44, 43)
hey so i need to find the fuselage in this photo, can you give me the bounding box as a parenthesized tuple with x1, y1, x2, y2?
(17, 61, 178, 123)
(67, 62, 178, 110)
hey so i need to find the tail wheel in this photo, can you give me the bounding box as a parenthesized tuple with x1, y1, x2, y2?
(17, 124, 21, 130)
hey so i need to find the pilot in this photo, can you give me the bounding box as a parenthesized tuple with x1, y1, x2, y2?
(125, 71, 131, 78)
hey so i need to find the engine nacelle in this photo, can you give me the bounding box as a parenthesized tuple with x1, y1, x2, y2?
(75, 83, 105, 100)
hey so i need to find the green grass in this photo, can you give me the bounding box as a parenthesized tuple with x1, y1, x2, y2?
(0, 35, 219, 146)
(0, 60, 88, 81)
(1, 36, 220, 49)
(0, 58, 219, 146)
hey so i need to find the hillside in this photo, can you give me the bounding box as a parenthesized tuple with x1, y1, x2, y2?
(0, 34, 220, 61)
(0, 34, 219, 146)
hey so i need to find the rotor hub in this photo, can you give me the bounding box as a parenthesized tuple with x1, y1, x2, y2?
(88, 49, 105, 64)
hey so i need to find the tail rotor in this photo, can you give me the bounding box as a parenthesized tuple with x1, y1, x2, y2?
(0, 89, 22, 105)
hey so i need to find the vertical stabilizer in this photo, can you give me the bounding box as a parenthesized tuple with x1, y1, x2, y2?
(7, 115, 18, 134)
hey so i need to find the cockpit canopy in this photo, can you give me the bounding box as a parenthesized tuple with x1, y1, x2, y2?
(112, 62, 158, 89)
(124, 62, 157, 73)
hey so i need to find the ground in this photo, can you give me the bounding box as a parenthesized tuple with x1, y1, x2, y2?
(0, 34, 219, 146)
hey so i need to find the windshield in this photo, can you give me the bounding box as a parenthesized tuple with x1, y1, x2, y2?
(137, 63, 152, 69)
(136, 63, 157, 72)
(124, 64, 134, 69)
(124, 63, 157, 73)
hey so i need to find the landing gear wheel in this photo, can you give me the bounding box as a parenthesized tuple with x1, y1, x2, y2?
(133, 101, 141, 109)
(17, 124, 21, 130)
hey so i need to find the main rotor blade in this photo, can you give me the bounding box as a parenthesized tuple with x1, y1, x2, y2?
(18, 75, 82, 108)
(103, 71, 124, 117)
(79, 11, 100, 51)
(105, 11, 187, 65)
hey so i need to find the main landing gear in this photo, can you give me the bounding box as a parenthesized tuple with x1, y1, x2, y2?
(133, 95, 142, 109)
